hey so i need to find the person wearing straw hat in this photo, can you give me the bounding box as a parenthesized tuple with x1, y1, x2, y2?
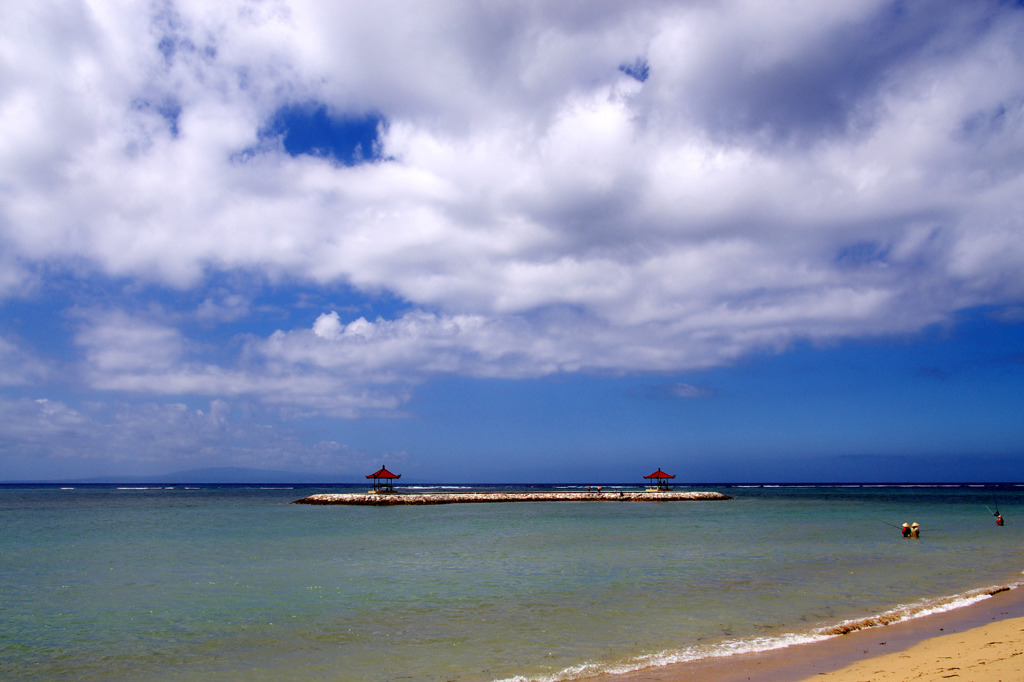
(901, 523, 912, 538)
(910, 522, 920, 538)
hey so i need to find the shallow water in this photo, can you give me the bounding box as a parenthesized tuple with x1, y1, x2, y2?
(1, 484, 1022, 681)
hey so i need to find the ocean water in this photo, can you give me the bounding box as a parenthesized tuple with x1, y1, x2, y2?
(1, 483, 1023, 681)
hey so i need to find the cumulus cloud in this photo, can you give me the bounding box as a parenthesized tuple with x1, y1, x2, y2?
(2, 0, 1024, 420)
(73, 308, 409, 416)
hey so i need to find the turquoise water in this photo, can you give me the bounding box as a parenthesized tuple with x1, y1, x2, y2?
(2, 484, 1023, 681)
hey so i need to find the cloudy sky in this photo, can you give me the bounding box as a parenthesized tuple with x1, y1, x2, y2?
(2, 0, 1024, 483)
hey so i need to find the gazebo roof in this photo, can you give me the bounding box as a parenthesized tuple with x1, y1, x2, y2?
(366, 466, 401, 480)
(643, 468, 676, 480)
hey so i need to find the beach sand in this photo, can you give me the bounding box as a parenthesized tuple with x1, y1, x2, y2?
(802, 614, 1024, 680)
(594, 584, 1024, 682)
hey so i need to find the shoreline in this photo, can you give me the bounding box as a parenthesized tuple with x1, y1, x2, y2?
(591, 582, 1024, 681)
(291, 490, 732, 505)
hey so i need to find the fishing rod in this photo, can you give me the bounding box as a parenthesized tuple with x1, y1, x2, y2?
(879, 519, 938, 536)
(991, 494, 1006, 525)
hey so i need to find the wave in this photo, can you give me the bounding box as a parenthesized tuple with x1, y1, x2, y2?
(495, 581, 1024, 682)
(555, 486, 633, 491)
(404, 485, 474, 490)
(816, 584, 1014, 635)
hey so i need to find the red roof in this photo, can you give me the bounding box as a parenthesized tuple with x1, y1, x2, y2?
(643, 468, 675, 480)
(366, 466, 401, 480)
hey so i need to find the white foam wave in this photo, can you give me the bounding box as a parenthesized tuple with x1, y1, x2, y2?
(493, 631, 828, 682)
(820, 583, 1021, 635)
(555, 486, 633, 491)
(495, 582, 1024, 682)
(404, 485, 473, 490)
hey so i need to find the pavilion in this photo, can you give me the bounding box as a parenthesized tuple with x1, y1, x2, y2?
(644, 467, 676, 492)
(366, 465, 401, 494)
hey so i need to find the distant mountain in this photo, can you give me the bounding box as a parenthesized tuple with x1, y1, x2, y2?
(145, 467, 360, 484)
(4, 467, 359, 484)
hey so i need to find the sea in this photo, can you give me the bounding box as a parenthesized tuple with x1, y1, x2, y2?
(2, 483, 1022, 681)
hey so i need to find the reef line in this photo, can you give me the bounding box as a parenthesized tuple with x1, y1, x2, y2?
(292, 491, 732, 505)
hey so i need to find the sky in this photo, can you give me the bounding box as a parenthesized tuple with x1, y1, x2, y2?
(2, 1, 1024, 483)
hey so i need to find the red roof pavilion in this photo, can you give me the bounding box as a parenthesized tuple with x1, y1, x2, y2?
(643, 467, 676, 491)
(366, 465, 401, 493)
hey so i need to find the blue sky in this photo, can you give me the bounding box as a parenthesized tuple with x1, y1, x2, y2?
(2, 1, 1024, 483)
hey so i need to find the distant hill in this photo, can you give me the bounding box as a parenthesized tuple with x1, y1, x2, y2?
(144, 467, 359, 484)
(3, 467, 360, 484)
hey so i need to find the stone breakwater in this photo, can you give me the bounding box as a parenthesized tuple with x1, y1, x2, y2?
(292, 491, 732, 505)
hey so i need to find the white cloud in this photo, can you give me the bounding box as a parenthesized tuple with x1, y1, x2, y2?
(0, 394, 372, 479)
(196, 291, 251, 322)
(312, 310, 343, 339)
(2, 1, 1024, 417)
(76, 310, 186, 373)
(668, 383, 712, 399)
(73, 309, 409, 416)
(0, 335, 51, 387)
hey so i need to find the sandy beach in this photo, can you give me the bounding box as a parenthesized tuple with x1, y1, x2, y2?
(804, 614, 1024, 680)
(595, 584, 1024, 682)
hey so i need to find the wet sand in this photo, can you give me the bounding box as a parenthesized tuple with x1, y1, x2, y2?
(292, 490, 731, 505)
(593, 585, 1024, 681)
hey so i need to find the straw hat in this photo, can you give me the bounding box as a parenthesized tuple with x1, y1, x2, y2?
(911, 522, 919, 527)
(902, 523, 910, 527)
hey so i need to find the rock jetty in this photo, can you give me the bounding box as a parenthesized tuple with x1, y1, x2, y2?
(292, 490, 731, 505)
